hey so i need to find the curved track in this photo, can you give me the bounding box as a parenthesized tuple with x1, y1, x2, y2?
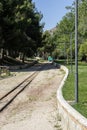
(0, 63, 47, 112)
(0, 71, 39, 112)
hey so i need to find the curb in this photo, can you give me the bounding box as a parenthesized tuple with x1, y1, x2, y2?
(57, 65, 87, 130)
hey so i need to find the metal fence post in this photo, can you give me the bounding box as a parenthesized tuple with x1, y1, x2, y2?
(75, 0, 79, 103)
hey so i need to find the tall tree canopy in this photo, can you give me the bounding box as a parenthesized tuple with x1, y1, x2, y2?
(48, 0, 87, 61)
(0, 0, 43, 62)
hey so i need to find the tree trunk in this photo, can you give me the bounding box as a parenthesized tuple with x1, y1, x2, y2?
(67, 54, 69, 65)
(22, 53, 25, 63)
(1, 48, 5, 60)
(86, 56, 87, 62)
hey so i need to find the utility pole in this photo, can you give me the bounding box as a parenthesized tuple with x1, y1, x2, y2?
(75, 0, 78, 103)
(70, 33, 73, 73)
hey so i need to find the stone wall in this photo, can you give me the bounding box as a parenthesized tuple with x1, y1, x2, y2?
(57, 65, 87, 130)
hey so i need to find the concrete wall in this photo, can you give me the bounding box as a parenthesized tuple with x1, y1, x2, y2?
(57, 65, 87, 130)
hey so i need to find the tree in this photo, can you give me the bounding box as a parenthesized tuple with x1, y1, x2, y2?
(52, 9, 75, 60)
(79, 41, 87, 62)
(78, 0, 87, 41)
(0, 0, 43, 62)
(40, 31, 56, 59)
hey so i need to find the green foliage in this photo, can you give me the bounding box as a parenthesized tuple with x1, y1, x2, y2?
(51, 7, 75, 60)
(79, 41, 87, 61)
(33, 0, 87, 63)
(51, 0, 87, 62)
(0, 2, 3, 12)
(0, 0, 43, 62)
(39, 31, 56, 59)
(52, 49, 60, 59)
(78, 0, 87, 38)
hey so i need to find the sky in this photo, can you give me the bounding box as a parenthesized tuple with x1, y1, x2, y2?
(33, 0, 74, 31)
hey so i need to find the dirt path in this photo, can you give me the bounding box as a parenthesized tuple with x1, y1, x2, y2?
(0, 63, 64, 130)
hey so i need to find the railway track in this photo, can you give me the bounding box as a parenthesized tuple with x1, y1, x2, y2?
(0, 63, 47, 112)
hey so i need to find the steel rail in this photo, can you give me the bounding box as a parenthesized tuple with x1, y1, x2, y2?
(0, 72, 37, 101)
(0, 63, 48, 112)
(0, 71, 39, 112)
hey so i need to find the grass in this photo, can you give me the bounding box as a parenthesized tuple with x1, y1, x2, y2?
(56, 59, 87, 118)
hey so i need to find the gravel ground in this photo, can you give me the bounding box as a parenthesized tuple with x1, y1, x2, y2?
(0, 62, 64, 130)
